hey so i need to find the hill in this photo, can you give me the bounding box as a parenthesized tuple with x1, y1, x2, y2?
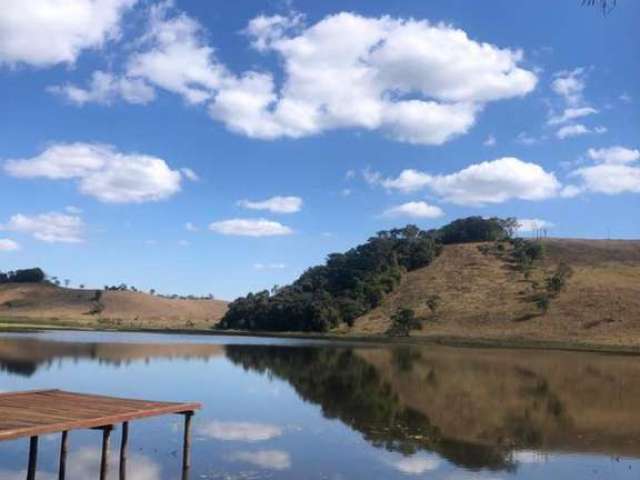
(352, 239, 640, 348)
(0, 282, 228, 330)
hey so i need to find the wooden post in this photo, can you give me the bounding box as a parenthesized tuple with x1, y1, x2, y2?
(119, 422, 129, 480)
(99, 426, 113, 480)
(27, 436, 38, 480)
(181, 412, 194, 480)
(58, 431, 68, 480)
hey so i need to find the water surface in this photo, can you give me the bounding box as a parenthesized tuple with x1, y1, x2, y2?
(0, 330, 638, 479)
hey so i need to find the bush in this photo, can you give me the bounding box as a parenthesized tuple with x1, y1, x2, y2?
(436, 217, 513, 245)
(546, 263, 573, 296)
(425, 295, 441, 314)
(386, 308, 421, 337)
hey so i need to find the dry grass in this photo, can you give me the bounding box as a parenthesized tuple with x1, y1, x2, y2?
(352, 239, 640, 347)
(0, 283, 227, 330)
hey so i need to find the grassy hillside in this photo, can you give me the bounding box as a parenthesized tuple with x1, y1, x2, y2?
(0, 282, 227, 330)
(352, 239, 640, 347)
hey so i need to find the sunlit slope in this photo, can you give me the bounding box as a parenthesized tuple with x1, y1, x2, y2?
(0, 282, 227, 329)
(352, 239, 640, 347)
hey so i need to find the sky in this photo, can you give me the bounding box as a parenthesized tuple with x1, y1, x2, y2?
(0, 0, 638, 300)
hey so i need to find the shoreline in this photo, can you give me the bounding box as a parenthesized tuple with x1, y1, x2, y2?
(2, 318, 640, 356)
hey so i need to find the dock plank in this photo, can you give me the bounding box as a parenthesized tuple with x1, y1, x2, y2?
(0, 390, 200, 441)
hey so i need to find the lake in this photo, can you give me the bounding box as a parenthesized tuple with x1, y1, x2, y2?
(0, 331, 639, 479)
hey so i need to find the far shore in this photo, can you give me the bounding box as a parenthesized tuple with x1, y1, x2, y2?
(3, 316, 640, 356)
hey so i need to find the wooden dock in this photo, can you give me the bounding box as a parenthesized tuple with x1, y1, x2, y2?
(0, 389, 200, 480)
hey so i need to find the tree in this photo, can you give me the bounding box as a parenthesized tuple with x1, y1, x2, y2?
(149, 289, 156, 296)
(79, 284, 85, 289)
(386, 308, 421, 337)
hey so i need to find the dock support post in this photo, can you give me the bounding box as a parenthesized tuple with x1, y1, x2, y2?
(58, 431, 68, 480)
(181, 411, 194, 480)
(99, 426, 113, 480)
(27, 436, 38, 480)
(119, 422, 129, 480)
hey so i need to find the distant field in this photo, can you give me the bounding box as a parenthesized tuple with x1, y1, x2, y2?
(352, 239, 640, 348)
(0, 283, 227, 330)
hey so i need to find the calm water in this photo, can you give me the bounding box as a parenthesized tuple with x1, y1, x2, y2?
(0, 331, 639, 479)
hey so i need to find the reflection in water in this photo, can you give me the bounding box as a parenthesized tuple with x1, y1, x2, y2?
(228, 450, 292, 470)
(0, 336, 224, 377)
(196, 421, 284, 442)
(0, 447, 160, 480)
(2, 332, 640, 478)
(225, 343, 640, 471)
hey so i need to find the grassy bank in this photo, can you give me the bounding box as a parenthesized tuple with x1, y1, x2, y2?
(3, 316, 640, 356)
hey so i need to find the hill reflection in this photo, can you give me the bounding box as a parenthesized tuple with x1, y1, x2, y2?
(225, 343, 640, 470)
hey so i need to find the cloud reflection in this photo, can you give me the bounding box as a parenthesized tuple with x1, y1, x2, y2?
(390, 455, 440, 475)
(229, 450, 291, 470)
(0, 447, 161, 480)
(197, 420, 283, 442)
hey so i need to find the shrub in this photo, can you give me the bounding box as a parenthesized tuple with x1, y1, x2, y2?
(546, 263, 573, 296)
(386, 308, 421, 337)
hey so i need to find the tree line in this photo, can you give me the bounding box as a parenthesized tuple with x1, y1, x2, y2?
(218, 216, 519, 333)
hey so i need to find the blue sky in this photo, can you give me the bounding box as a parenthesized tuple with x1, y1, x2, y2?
(0, 0, 638, 299)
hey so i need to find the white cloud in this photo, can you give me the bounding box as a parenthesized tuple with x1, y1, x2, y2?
(551, 68, 586, 106)
(4, 143, 184, 203)
(210, 11, 538, 144)
(197, 421, 283, 441)
(556, 123, 606, 139)
(483, 134, 496, 147)
(229, 450, 291, 470)
(391, 456, 440, 475)
(512, 450, 547, 464)
(178, 239, 190, 247)
(237, 196, 302, 214)
(1, 212, 84, 243)
(0, 239, 20, 251)
(185, 222, 199, 232)
(382, 201, 444, 219)
(126, 2, 229, 105)
(0, 0, 136, 67)
(209, 219, 293, 237)
(517, 218, 554, 233)
(378, 158, 560, 206)
(49, 71, 155, 105)
(547, 106, 597, 126)
(587, 146, 639, 164)
(254, 263, 286, 270)
(380, 169, 431, 193)
(53, 7, 536, 144)
(571, 164, 640, 195)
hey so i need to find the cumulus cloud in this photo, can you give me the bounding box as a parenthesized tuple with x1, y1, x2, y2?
(565, 146, 640, 195)
(180, 167, 199, 181)
(229, 450, 291, 470)
(376, 157, 560, 206)
(587, 146, 639, 164)
(0, 238, 20, 251)
(556, 123, 606, 139)
(185, 222, 199, 232)
(61, 7, 536, 145)
(0, 0, 136, 67)
(379, 169, 431, 193)
(238, 196, 302, 214)
(197, 421, 283, 441)
(4, 143, 184, 203)
(551, 68, 586, 106)
(126, 2, 229, 104)
(49, 71, 155, 105)
(209, 219, 293, 237)
(382, 201, 444, 219)
(517, 218, 554, 233)
(1, 212, 84, 243)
